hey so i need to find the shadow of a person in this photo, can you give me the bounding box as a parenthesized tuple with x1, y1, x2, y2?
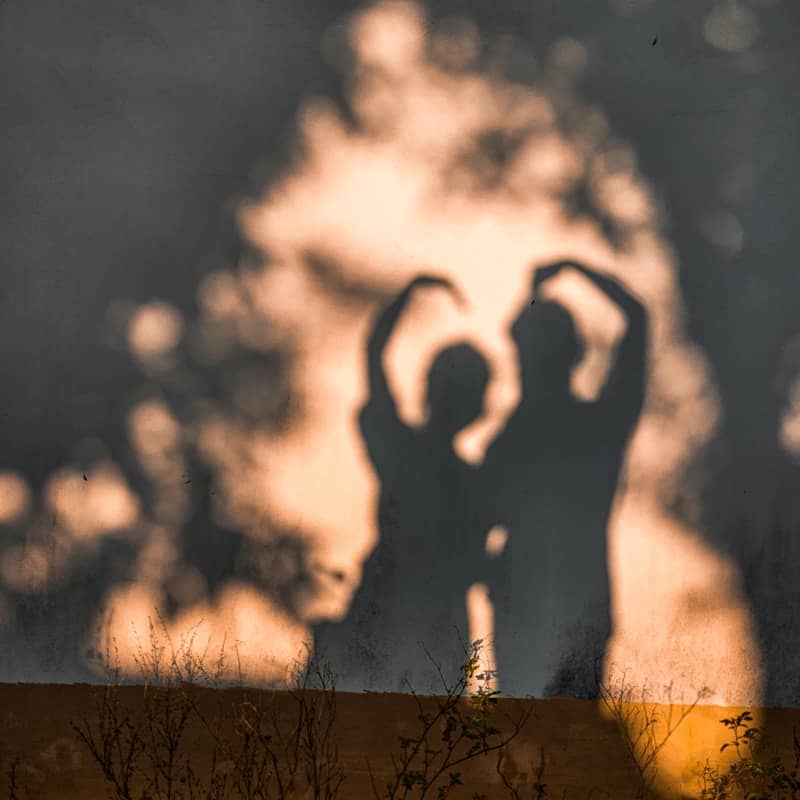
(315, 275, 493, 693)
(484, 260, 647, 698)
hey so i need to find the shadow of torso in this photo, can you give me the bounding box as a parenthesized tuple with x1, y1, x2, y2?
(484, 297, 645, 698)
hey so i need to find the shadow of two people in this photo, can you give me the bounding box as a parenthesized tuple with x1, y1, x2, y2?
(316, 259, 647, 700)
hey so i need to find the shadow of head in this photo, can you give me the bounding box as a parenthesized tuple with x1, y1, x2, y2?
(512, 300, 584, 395)
(425, 342, 490, 437)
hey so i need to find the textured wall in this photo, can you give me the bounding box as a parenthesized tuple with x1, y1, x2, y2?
(1, 0, 799, 713)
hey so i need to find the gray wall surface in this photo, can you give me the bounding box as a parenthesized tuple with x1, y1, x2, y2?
(1, 0, 799, 708)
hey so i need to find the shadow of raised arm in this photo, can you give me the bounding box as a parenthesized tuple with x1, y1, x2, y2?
(359, 275, 463, 473)
(532, 260, 644, 323)
(531, 259, 647, 410)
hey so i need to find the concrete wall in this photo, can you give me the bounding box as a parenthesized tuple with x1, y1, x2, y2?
(1, 0, 799, 713)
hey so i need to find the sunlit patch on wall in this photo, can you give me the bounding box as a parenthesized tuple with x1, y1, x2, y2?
(127, 300, 184, 368)
(485, 526, 508, 558)
(92, 581, 312, 686)
(0, 471, 31, 525)
(0, 455, 143, 597)
(45, 463, 140, 542)
(778, 338, 800, 462)
(466, 582, 496, 692)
